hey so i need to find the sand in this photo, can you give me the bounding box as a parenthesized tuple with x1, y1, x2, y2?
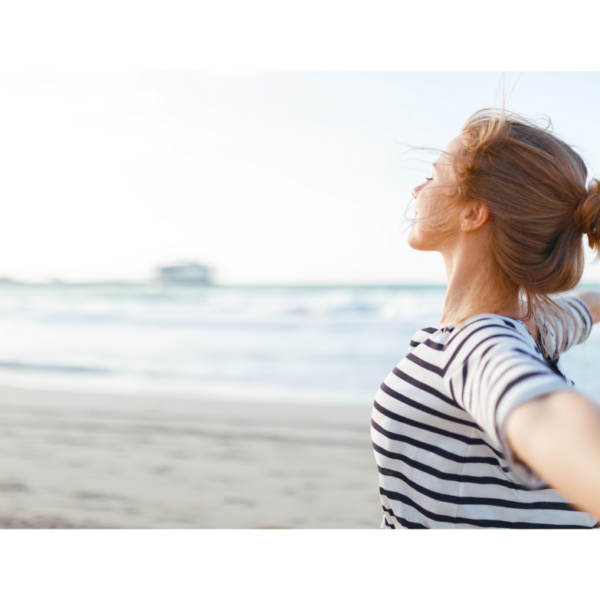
(0, 386, 381, 528)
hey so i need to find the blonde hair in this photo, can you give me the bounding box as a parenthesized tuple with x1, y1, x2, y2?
(412, 107, 600, 357)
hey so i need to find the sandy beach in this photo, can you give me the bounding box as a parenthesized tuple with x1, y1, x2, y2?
(0, 386, 381, 528)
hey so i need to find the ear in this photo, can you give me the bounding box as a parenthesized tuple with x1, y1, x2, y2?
(461, 201, 489, 232)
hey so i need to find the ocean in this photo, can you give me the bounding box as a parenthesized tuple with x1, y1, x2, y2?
(0, 283, 598, 406)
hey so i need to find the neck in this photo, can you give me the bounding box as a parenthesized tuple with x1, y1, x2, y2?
(438, 231, 521, 327)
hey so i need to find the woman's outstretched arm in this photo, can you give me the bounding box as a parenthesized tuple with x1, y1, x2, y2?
(576, 290, 600, 323)
(505, 390, 600, 519)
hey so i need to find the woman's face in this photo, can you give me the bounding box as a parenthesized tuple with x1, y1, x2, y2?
(408, 136, 463, 252)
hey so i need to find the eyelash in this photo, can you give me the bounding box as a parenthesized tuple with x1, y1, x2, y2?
(426, 177, 433, 181)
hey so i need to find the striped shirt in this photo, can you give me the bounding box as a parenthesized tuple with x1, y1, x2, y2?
(371, 295, 599, 529)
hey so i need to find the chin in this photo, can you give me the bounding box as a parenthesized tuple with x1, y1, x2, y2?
(407, 231, 434, 252)
(407, 231, 422, 251)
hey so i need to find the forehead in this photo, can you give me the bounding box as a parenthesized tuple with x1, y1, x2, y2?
(434, 136, 464, 174)
(445, 136, 464, 154)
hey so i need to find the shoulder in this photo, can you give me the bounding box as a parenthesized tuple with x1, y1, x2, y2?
(447, 314, 536, 352)
(409, 315, 538, 357)
(442, 314, 543, 376)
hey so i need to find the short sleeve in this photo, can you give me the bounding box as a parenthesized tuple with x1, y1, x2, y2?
(442, 317, 573, 487)
(538, 295, 593, 359)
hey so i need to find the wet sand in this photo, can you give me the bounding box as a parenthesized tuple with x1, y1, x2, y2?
(0, 386, 381, 528)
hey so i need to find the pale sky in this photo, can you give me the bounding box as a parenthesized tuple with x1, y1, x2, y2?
(2, 72, 600, 284)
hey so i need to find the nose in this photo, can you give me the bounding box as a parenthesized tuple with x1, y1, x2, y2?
(412, 181, 427, 200)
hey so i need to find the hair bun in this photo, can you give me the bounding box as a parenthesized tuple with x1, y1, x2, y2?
(574, 179, 600, 249)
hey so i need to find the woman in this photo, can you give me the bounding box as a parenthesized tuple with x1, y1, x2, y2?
(372, 108, 600, 529)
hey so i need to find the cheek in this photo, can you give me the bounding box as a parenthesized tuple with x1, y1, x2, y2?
(417, 190, 436, 210)
(408, 199, 447, 250)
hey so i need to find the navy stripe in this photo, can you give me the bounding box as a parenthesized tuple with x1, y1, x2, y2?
(449, 332, 534, 377)
(378, 382, 483, 431)
(382, 506, 428, 529)
(422, 338, 450, 351)
(371, 419, 506, 468)
(449, 377, 456, 403)
(493, 371, 554, 421)
(421, 318, 522, 353)
(462, 358, 469, 409)
(418, 318, 499, 352)
(480, 351, 516, 396)
(406, 353, 443, 376)
(378, 465, 575, 511)
(513, 347, 556, 369)
(477, 344, 509, 402)
(568, 296, 589, 325)
(463, 339, 553, 410)
(421, 327, 440, 334)
(575, 296, 593, 323)
(482, 359, 542, 402)
(444, 325, 528, 374)
(392, 367, 459, 409)
(568, 297, 593, 342)
(479, 347, 550, 397)
(373, 400, 504, 459)
(379, 488, 594, 529)
(373, 442, 540, 490)
(411, 331, 537, 382)
(445, 333, 546, 412)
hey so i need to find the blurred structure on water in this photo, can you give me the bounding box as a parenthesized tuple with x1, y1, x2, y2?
(157, 262, 212, 285)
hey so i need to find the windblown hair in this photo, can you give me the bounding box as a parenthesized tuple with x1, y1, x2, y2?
(418, 108, 600, 357)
